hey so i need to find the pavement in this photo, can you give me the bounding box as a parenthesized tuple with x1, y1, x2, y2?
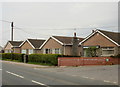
(2, 61, 51, 68)
(1, 60, 119, 87)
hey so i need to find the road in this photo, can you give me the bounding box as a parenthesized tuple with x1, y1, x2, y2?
(1, 61, 119, 87)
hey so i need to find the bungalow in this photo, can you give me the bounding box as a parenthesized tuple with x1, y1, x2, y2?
(4, 41, 23, 53)
(19, 39, 45, 55)
(40, 34, 84, 56)
(80, 29, 120, 57)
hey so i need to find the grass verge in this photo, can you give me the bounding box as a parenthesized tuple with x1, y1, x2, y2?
(27, 62, 53, 66)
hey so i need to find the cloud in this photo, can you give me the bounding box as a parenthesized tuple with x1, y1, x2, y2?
(1, 2, 118, 46)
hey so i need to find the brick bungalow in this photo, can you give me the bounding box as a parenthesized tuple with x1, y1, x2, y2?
(19, 39, 45, 54)
(40, 34, 84, 56)
(4, 41, 23, 53)
(80, 29, 120, 57)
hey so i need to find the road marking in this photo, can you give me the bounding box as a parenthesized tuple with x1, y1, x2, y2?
(6, 71, 24, 79)
(89, 78, 95, 80)
(72, 75, 77, 76)
(103, 80, 118, 84)
(34, 68, 39, 70)
(113, 82, 117, 84)
(0, 69, 2, 70)
(82, 76, 95, 80)
(31, 80, 49, 87)
(32, 80, 45, 85)
(103, 80, 110, 83)
(82, 76, 89, 79)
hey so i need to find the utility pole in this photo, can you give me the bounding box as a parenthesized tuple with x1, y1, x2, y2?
(11, 22, 14, 41)
(11, 22, 14, 60)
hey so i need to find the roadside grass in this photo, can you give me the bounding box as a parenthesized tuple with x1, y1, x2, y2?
(1, 59, 54, 66)
(27, 62, 53, 66)
(2, 59, 22, 63)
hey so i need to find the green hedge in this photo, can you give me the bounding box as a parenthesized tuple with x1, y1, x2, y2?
(28, 54, 60, 66)
(1, 53, 24, 62)
(1, 53, 61, 66)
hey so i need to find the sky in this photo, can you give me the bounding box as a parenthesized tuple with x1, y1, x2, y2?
(0, 0, 118, 47)
(0, 2, 2, 47)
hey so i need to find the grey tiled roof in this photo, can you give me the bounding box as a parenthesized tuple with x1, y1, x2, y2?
(9, 41, 23, 47)
(52, 36, 84, 45)
(28, 39, 45, 48)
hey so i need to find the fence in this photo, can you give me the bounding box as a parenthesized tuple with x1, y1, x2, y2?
(58, 57, 120, 66)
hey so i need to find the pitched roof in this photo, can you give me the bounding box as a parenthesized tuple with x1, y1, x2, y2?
(80, 29, 120, 46)
(52, 36, 84, 45)
(40, 36, 84, 49)
(9, 41, 23, 47)
(98, 30, 120, 45)
(27, 39, 45, 49)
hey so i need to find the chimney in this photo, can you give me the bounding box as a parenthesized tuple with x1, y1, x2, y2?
(74, 32, 76, 37)
(72, 32, 79, 56)
(92, 30, 94, 33)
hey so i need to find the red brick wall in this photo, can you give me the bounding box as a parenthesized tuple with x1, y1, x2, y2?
(58, 57, 120, 66)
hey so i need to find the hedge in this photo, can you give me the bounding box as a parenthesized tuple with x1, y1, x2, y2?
(28, 54, 60, 66)
(1, 53, 61, 66)
(1, 53, 24, 62)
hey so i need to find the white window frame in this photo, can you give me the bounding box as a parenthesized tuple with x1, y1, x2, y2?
(45, 48, 52, 54)
(101, 47, 115, 56)
(52, 49, 55, 54)
(21, 49, 27, 54)
(55, 48, 59, 54)
(55, 48, 61, 54)
(29, 49, 34, 54)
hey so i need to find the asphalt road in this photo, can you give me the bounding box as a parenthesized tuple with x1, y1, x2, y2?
(1, 61, 119, 87)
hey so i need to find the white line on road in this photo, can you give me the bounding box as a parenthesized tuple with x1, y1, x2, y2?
(31, 80, 50, 87)
(103, 80, 118, 84)
(32, 80, 45, 85)
(89, 78, 95, 80)
(81, 76, 95, 80)
(72, 75, 77, 76)
(6, 71, 24, 79)
(82, 76, 89, 79)
(113, 82, 117, 84)
(0, 69, 2, 70)
(103, 80, 110, 83)
(34, 68, 39, 70)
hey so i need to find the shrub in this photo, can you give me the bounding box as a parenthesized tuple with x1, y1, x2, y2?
(1, 53, 11, 60)
(28, 54, 60, 66)
(1, 53, 24, 62)
(111, 54, 120, 58)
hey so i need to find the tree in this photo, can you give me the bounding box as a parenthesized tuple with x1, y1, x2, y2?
(86, 47, 97, 57)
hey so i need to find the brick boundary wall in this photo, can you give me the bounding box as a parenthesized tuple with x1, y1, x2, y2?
(58, 57, 120, 66)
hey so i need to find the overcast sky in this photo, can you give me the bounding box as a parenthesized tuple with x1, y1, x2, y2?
(0, 1, 118, 47)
